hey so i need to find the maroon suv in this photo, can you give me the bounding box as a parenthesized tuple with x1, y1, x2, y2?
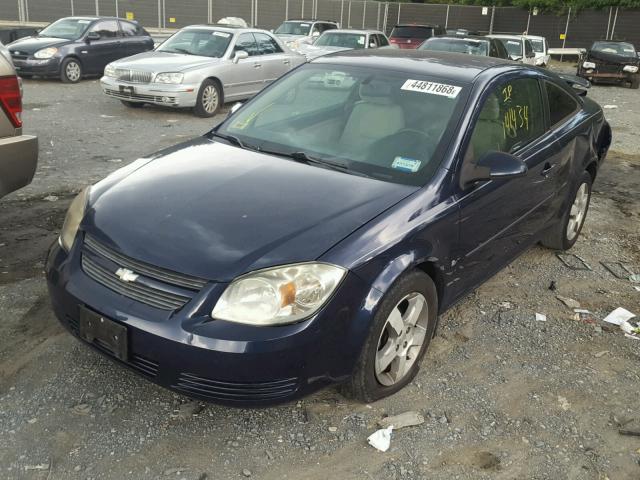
(389, 24, 445, 49)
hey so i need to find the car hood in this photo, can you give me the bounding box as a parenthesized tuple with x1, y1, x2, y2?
(278, 34, 306, 42)
(587, 49, 639, 66)
(85, 137, 417, 281)
(7, 36, 70, 54)
(304, 45, 350, 57)
(112, 51, 222, 71)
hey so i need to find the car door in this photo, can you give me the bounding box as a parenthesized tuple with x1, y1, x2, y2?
(118, 20, 151, 57)
(253, 32, 292, 85)
(225, 33, 265, 99)
(82, 20, 122, 74)
(451, 75, 562, 294)
(523, 39, 537, 65)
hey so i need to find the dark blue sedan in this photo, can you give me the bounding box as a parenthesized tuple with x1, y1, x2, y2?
(8, 16, 153, 83)
(46, 50, 611, 405)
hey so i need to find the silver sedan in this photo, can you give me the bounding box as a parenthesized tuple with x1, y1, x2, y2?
(100, 26, 305, 117)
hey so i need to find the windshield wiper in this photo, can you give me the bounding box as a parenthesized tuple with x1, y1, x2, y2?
(163, 47, 193, 55)
(210, 132, 257, 151)
(259, 149, 371, 178)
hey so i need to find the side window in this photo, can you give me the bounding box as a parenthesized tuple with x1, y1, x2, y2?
(368, 35, 378, 48)
(254, 32, 282, 55)
(120, 21, 140, 37)
(496, 41, 509, 59)
(465, 78, 544, 163)
(377, 34, 389, 47)
(489, 42, 497, 58)
(90, 20, 119, 38)
(312, 24, 322, 36)
(525, 40, 534, 57)
(234, 33, 259, 56)
(545, 82, 579, 126)
(324, 23, 337, 32)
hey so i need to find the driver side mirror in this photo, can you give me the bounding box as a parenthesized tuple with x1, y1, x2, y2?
(462, 151, 528, 187)
(233, 50, 249, 64)
(86, 31, 101, 42)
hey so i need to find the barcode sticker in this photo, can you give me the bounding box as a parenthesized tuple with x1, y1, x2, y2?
(401, 79, 462, 99)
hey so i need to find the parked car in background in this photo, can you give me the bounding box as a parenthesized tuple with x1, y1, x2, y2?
(0, 51, 37, 198)
(298, 29, 391, 61)
(577, 41, 639, 89)
(389, 24, 445, 49)
(488, 34, 536, 65)
(101, 26, 305, 117)
(524, 35, 550, 67)
(419, 35, 509, 59)
(48, 49, 611, 405)
(274, 19, 339, 51)
(7, 16, 154, 83)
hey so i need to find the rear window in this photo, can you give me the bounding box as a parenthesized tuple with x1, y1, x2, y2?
(592, 41, 636, 57)
(391, 26, 434, 39)
(420, 38, 489, 56)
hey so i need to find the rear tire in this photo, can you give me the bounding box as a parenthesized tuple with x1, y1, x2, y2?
(60, 58, 82, 83)
(194, 79, 221, 117)
(540, 171, 592, 251)
(340, 270, 437, 403)
(120, 100, 144, 108)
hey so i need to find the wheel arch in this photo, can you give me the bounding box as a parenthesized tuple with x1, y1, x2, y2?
(204, 76, 224, 104)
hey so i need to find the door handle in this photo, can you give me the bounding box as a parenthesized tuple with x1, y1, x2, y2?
(541, 162, 556, 177)
(283, 59, 290, 65)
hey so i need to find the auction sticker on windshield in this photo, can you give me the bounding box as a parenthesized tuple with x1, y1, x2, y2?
(213, 31, 231, 37)
(401, 80, 461, 98)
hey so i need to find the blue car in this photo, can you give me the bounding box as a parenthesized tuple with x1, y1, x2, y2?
(7, 16, 153, 83)
(46, 50, 611, 405)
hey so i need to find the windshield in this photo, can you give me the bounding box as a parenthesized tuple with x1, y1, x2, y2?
(315, 33, 367, 49)
(592, 41, 636, 57)
(391, 26, 434, 39)
(529, 39, 544, 53)
(419, 38, 488, 56)
(497, 38, 522, 58)
(39, 18, 92, 40)
(217, 64, 466, 186)
(275, 22, 311, 36)
(157, 29, 232, 57)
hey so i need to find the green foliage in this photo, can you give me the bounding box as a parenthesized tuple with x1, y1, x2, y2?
(386, 0, 640, 10)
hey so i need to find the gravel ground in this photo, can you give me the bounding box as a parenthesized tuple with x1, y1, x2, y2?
(0, 69, 639, 480)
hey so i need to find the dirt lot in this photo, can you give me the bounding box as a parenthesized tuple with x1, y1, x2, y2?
(1, 66, 639, 480)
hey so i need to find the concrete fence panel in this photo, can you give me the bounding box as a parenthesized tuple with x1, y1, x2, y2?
(163, 0, 208, 28)
(492, 7, 529, 35)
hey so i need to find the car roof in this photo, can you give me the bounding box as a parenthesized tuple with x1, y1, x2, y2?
(323, 29, 383, 35)
(394, 24, 440, 28)
(431, 35, 490, 42)
(489, 34, 524, 40)
(182, 25, 262, 34)
(312, 48, 516, 83)
(285, 19, 337, 23)
(524, 35, 545, 40)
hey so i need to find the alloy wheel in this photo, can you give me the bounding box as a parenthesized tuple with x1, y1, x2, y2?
(375, 292, 429, 386)
(566, 182, 589, 241)
(202, 85, 219, 114)
(66, 61, 81, 82)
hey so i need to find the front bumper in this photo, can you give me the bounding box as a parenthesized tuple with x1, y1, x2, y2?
(12, 57, 61, 77)
(0, 134, 38, 198)
(45, 237, 378, 406)
(100, 76, 199, 108)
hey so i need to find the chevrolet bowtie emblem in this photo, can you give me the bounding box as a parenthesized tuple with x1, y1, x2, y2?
(115, 268, 139, 283)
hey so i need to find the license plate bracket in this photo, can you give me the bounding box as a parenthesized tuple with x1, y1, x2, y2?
(119, 85, 135, 96)
(79, 307, 128, 361)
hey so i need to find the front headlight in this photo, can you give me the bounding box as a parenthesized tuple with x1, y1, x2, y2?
(582, 61, 596, 69)
(34, 47, 58, 59)
(212, 263, 346, 326)
(104, 63, 117, 77)
(623, 65, 639, 73)
(59, 187, 90, 252)
(155, 72, 184, 84)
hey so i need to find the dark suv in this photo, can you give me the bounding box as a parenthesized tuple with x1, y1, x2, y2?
(389, 24, 445, 49)
(7, 16, 154, 83)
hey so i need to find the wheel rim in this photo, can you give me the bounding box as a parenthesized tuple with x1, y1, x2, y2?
(66, 61, 81, 81)
(375, 292, 429, 387)
(566, 182, 589, 241)
(202, 85, 218, 114)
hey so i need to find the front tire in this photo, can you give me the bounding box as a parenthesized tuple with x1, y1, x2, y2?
(341, 270, 438, 403)
(541, 171, 592, 251)
(60, 58, 82, 83)
(194, 79, 221, 117)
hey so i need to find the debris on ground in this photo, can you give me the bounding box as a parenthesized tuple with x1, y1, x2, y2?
(556, 295, 581, 309)
(603, 104, 618, 109)
(43, 195, 58, 202)
(555, 253, 591, 270)
(593, 350, 609, 358)
(367, 426, 393, 452)
(548, 280, 557, 291)
(71, 403, 92, 415)
(601, 261, 635, 279)
(378, 411, 425, 430)
(473, 451, 501, 471)
(630, 274, 640, 283)
(535, 313, 547, 322)
(24, 461, 50, 471)
(602, 307, 635, 326)
(618, 429, 640, 437)
(558, 396, 571, 411)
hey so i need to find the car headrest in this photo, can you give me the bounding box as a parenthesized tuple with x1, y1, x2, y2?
(359, 80, 394, 104)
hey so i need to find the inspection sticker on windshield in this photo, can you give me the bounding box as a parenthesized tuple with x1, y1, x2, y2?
(213, 31, 231, 37)
(392, 156, 421, 173)
(401, 79, 461, 98)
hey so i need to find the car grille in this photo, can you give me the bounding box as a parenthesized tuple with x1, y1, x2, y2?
(65, 314, 159, 377)
(81, 235, 208, 310)
(113, 68, 153, 84)
(173, 372, 299, 402)
(104, 88, 177, 104)
(10, 51, 28, 61)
